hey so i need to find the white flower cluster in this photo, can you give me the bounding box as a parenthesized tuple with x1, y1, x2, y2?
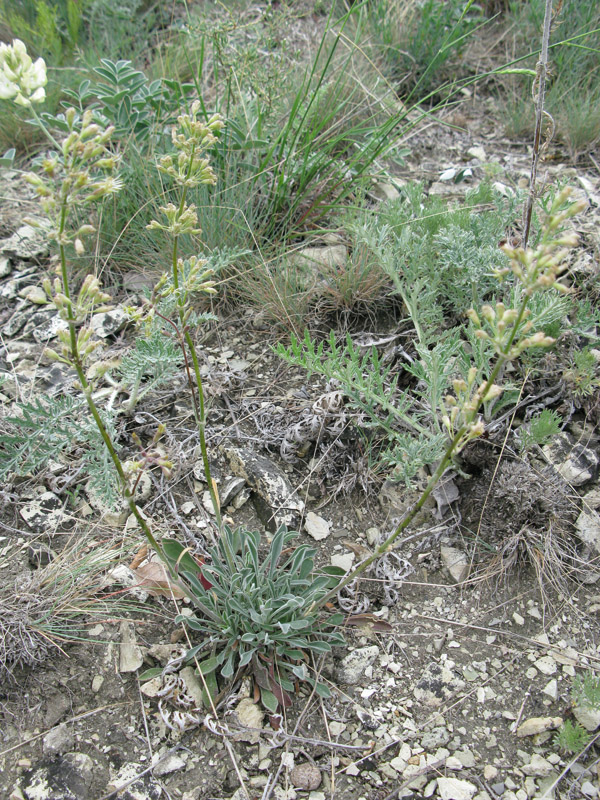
(0, 39, 47, 106)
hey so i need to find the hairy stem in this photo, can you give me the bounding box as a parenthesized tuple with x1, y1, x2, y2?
(169, 172, 224, 534)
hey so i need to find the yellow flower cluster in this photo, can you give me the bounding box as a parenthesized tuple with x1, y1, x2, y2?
(0, 39, 47, 106)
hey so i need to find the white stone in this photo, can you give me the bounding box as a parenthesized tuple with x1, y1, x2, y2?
(366, 527, 380, 545)
(467, 146, 486, 161)
(371, 182, 401, 201)
(534, 656, 557, 675)
(289, 245, 348, 270)
(335, 646, 380, 685)
(581, 781, 598, 797)
(329, 721, 345, 736)
(543, 433, 599, 486)
(153, 753, 186, 775)
(304, 512, 331, 541)
(108, 564, 149, 602)
(330, 552, 355, 572)
(522, 753, 554, 777)
(543, 679, 558, 700)
(119, 621, 143, 672)
(90, 307, 128, 338)
(573, 703, 600, 731)
(513, 612, 525, 626)
(576, 509, 600, 555)
(516, 716, 562, 737)
(21, 285, 47, 304)
(437, 776, 477, 800)
(42, 724, 73, 756)
(236, 698, 264, 729)
(440, 545, 470, 583)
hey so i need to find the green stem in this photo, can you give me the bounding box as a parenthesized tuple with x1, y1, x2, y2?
(169, 178, 224, 535)
(58, 247, 163, 559)
(29, 105, 61, 151)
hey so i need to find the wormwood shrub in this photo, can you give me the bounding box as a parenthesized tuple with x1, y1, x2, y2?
(553, 672, 600, 755)
(553, 720, 590, 755)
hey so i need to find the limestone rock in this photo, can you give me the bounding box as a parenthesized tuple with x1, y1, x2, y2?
(304, 511, 331, 541)
(414, 662, 466, 707)
(573, 703, 600, 732)
(522, 753, 555, 777)
(0, 223, 50, 260)
(575, 508, 600, 555)
(42, 724, 74, 757)
(236, 697, 264, 729)
(289, 245, 348, 271)
(437, 777, 477, 800)
(440, 545, 470, 584)
(335, 645, 379, 685)
(516, 716, 562, 737)
(220, 444, 304, 530)
(90, 307, 128, 338)
(543, 432, 598, 486)
(20, 491, 68, 534)
(119, 620, 143, 673)
(153, 753, 186, 776)
(22, 753, 98, 800)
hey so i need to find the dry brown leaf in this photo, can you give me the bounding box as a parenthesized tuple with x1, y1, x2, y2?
(345, 613, 394, 633)
(133, 560, 186, 599)
(129, 544, 148, 570)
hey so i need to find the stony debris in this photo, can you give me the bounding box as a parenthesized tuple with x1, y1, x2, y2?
(89, 307, 128, 338)
(220, 444, 304, 530)
(522, 753, 555, 777)
(220, 476, 247, 508)
(437, 776, 477, 800)
(543, 432, 599, 486)
(414, 660, 466, 707)
(108, 563, 150, 602)
(304, 511, 331, 540)
(153, 751, 186, 776)
(19, 491, 68, 534)
(290, 763, 321, 790)
(515, 716, 562, 737)
(335, 645, 379, 685)
(86, 464, 151, 526)
(235, 698, 264, 731)
(119, 620, 143, 673)
(21, 753, 100, 800)
(440, 544, 470, 584)
(42, 724, 74, 757)
(0, 222, 50, 260)
(573, 703, 600, 732)
(106, 762, 162, 799)
(289, 244, 348, 271)
(0, 255, 11, 277)
(575, 507, 600, 555)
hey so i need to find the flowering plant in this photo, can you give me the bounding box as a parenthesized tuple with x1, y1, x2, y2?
(0, 39, 47, 106)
